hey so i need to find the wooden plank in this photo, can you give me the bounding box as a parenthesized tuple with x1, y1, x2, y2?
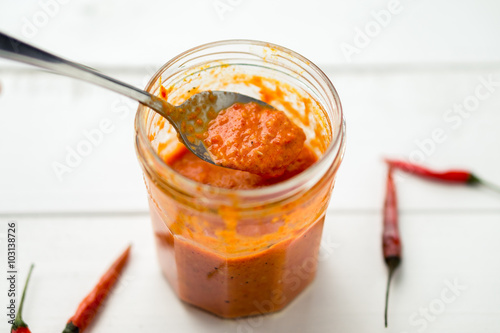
(1, 212, 499, 332)
(329, 69, 500, 211)
(0, 71, 148, 213)
(0, 0, 500, 67)
(1, 68, 500, 213)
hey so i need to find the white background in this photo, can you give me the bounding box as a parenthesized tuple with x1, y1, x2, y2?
(1, 0, 500, 332)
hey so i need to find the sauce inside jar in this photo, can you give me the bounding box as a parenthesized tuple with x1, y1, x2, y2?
(169, 144, 317, 190)
(146, 70, 334, 318)
(203, 101, 306, 177)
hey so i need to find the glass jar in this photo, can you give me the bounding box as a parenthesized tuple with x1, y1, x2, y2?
(135, 40, 346, 318)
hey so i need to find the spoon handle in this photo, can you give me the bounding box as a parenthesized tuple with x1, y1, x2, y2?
(0, 32, 160, 109)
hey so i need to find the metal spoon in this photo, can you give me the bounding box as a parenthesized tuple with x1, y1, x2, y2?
(0, 32, 273, 164)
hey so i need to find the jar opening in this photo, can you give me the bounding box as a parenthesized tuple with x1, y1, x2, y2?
(135, 40, 346, 204)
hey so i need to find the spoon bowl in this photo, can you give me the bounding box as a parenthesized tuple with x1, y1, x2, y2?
(151, 90, 274, 163)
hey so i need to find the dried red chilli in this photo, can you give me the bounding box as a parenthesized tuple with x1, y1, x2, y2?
(382, 168, 401, 328)
(62, 245, 131, 333)
(385, 159, 500, 192)
(11, 264, 35, 333)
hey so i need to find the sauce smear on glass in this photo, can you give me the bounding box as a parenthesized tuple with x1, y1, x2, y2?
(169, 145, 317, 189)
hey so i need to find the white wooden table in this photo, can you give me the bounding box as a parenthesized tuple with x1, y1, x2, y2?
(1, 1, 500, 332)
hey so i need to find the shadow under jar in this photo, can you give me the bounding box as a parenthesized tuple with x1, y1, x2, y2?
(135, 40, 346, 318)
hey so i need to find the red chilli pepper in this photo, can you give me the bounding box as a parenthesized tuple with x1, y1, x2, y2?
(11, 264, 35, 333)
(63, 245, 131, 333)
(385, 159, 500, 192)
(382, 169, 401, 328)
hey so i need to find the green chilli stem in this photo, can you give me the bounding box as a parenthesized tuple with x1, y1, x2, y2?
(12, 264, 35, 330)
(480, 179, 500, 194)
(469, 174, 500, 193)
(384, 257, 400, 328)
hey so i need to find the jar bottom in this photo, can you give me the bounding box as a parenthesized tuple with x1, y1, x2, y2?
(150, 198, 326, 318)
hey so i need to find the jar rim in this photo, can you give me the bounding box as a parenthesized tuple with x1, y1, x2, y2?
(135, 39, 346, 201)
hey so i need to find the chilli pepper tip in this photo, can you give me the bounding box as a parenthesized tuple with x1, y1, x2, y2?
(62, 244, 132, 333)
